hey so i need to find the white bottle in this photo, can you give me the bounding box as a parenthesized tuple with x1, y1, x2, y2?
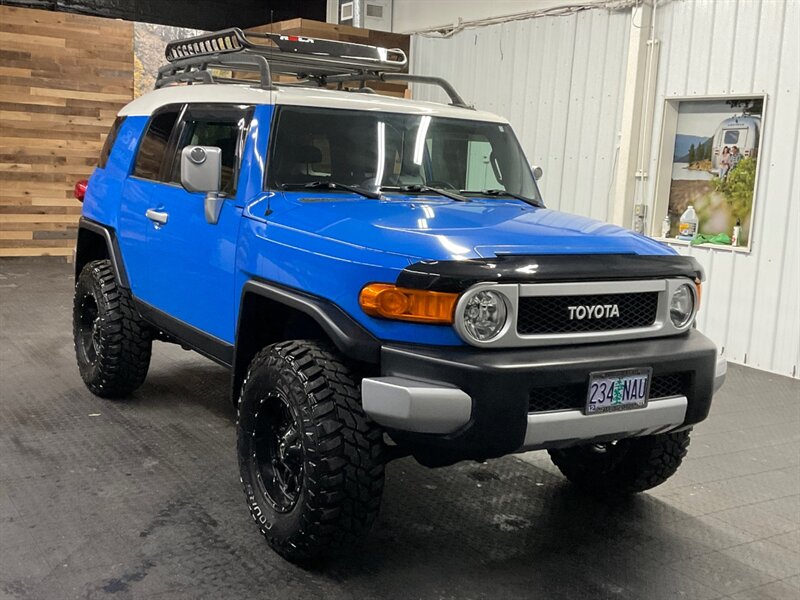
(732, 218, 741, 246)
(661, 215, 671, 238)
(679, 205, 698, 240)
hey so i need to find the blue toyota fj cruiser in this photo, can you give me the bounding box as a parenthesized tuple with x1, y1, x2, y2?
(72, 29, 726, 562)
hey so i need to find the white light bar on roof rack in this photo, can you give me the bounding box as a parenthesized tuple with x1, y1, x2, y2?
(165, 29, 244, 61)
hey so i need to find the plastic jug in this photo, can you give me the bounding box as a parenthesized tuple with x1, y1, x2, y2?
(678, 205, 698, 240)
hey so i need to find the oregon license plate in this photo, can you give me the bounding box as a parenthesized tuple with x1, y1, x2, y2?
(585, 368, 652, 415)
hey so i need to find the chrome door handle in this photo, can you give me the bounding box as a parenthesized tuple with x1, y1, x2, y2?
(145, 209, 168, 225)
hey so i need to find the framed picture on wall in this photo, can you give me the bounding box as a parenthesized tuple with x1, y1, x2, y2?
(134, 23, 206, 97)
(652, 95, 766, 251)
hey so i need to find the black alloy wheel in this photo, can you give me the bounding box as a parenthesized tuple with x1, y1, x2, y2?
(252, 391, 304, 513)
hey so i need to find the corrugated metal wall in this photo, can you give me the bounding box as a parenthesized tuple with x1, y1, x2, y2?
(412, 0, 800, 378)
(643, 0, 800, 377)
(411, 8, 632, 222)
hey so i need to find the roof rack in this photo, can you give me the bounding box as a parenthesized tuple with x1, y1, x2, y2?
(155, 28, 470, 108)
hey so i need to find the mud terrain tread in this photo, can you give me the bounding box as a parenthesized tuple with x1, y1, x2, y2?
(73, 259, 152, 397)
(548, 429, 691, 497)
(237, 340, 385, 562)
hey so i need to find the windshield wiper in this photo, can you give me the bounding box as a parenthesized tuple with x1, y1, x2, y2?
(280, 181, 381, 200)
(461, 189, 544, 208)
(380, 184, 467, 202)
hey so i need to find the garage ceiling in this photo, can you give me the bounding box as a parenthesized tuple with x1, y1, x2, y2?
(0, 0, 327, 30)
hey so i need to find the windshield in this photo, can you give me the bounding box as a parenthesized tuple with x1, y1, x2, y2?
(267, 106, 541, 202)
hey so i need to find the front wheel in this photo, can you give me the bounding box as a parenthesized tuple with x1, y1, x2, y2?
(237, 340, 385, 562)
(548, 429, 691, 497)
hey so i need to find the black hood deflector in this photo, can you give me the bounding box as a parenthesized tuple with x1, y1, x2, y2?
(397, 254, 705, 293)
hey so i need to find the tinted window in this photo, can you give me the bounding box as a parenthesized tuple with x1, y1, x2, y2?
(168, 105, 253, 195)
(267, 106, 540, 202)
(133, 106, 181, 181)
(98, 116, 124, 169)
(724, 130, 740, 144)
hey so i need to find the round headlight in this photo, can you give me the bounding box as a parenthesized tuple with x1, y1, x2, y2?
(670, 284, 695, 328)
(461, 290, 508, 342)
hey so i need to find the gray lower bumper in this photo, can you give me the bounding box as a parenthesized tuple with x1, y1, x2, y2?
(714, 354, 727, 392)
(520, 397, 687, 450)
(361, 377, 472, 434)
(362, 352, 727, 447)
(362, 376, 687, 449)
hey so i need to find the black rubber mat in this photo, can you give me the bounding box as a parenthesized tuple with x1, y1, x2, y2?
(1, 259, 798, 599)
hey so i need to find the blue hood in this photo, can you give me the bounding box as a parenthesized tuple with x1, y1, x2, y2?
(260, 193, 673, 261)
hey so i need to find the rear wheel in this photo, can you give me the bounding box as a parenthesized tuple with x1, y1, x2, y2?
(237, 340, 385, 563)
(548, 429, 691, 497)
(73, 260, 152, 397)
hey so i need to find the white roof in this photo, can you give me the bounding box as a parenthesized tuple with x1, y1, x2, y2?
(118, 84, 508, 123)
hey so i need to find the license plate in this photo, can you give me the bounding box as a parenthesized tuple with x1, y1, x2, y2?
(585, 368, 652, 415)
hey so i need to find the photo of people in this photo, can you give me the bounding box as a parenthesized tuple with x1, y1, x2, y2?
(666, 98, 763, 247)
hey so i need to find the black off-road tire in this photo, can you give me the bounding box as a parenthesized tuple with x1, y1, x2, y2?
(237, 340, 385, 563)
(548, 429, 691, 497)
(73, 259, 152, 398)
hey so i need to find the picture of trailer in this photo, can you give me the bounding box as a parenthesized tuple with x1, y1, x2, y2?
(711, 115, 761, 173)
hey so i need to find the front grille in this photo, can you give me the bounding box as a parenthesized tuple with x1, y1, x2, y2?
(528, 372, 689, 413)
(517, 292, 659, 335)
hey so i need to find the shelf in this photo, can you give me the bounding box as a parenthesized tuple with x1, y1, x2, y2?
(652, 237, 752, 254)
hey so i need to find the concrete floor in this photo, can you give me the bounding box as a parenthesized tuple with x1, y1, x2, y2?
(1, 258, 798, 600)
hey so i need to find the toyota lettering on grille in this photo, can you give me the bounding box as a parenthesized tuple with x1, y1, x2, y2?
(567, 304, 620, 320)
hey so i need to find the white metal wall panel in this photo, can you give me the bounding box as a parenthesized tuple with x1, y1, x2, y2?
(643, 0, 800, 377)
(411, 0, 800, 377)
(411, 8, 632, 220)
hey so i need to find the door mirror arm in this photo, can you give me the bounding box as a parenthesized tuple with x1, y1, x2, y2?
(204, 192, 224, 225)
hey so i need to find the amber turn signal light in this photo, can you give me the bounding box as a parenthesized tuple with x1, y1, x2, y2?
(359, 284, 457, 324)
(695, 279, 703, 309)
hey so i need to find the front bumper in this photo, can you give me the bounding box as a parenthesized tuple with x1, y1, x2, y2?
(362, 330, 725, 466)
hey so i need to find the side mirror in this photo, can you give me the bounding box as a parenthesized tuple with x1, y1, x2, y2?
(531, 165, 543, 181)
(181, 146, 224, 225)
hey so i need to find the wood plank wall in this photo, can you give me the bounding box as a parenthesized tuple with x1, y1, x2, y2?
(0, 6, 133, 258)
(0, 11, 409, 258)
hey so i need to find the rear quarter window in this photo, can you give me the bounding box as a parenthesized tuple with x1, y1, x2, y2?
(98, 116, 125, 169)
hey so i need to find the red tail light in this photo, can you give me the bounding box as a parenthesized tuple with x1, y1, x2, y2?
(74, 179, 88, 202)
